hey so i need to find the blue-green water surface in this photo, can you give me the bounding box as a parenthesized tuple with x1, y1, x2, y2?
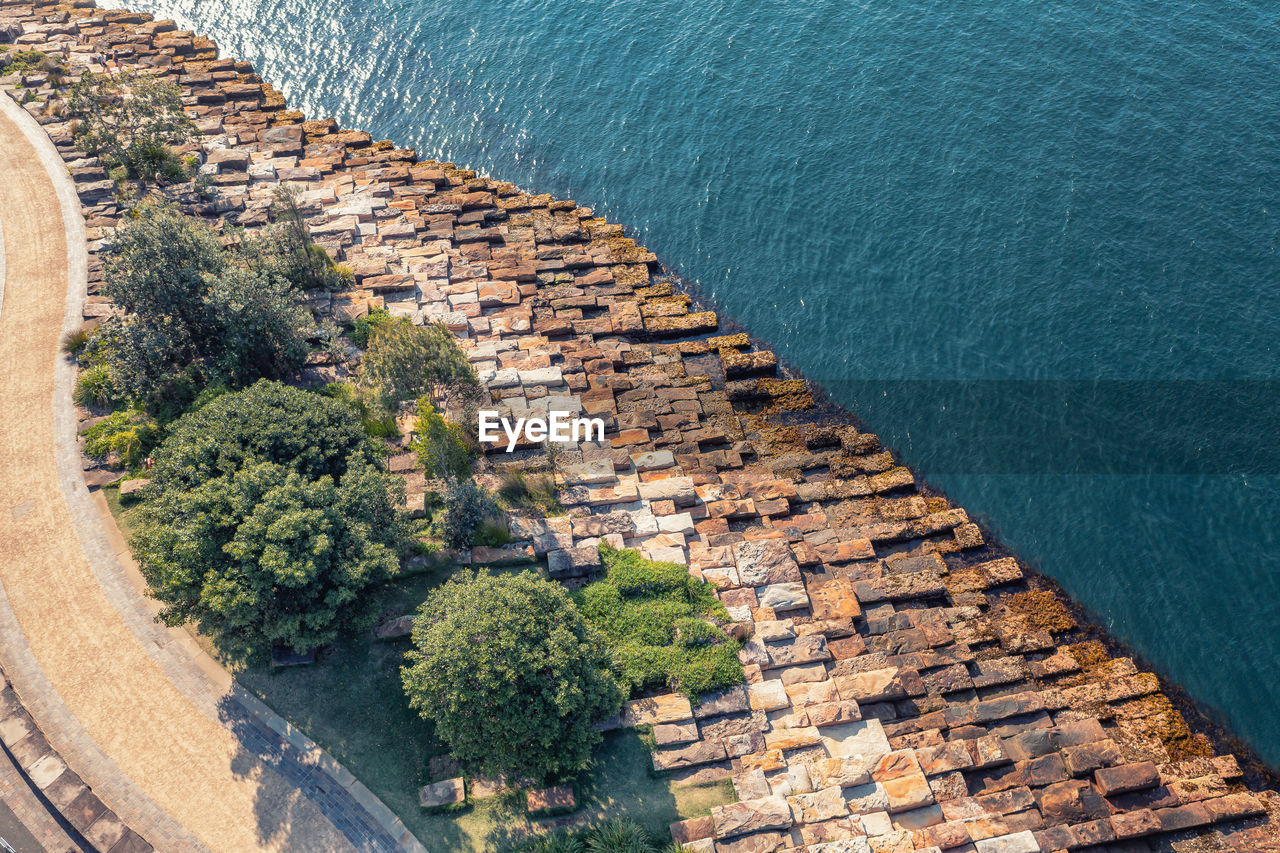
(101, 0, 1280, 763)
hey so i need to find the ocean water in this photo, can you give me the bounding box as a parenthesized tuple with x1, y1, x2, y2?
(99, 0, 1280, 764)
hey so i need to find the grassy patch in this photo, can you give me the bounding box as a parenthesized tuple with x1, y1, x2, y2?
(97, 500, 732, 848)
(229, 568, 731, 850)
(101, 482, 143, 540)
(573, 545, 744, 699)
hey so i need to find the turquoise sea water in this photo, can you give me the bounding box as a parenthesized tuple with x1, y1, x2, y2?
(100, 0, 1280, 764)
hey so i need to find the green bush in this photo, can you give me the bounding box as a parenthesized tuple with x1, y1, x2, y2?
(350, 306, 394, 348)
(61, 327, 91, 358)
(73, 363, 120, 409)
(82, 409, 159, 470)
(573, 545, 743, 700)
(148, 380, 376, 491)
(358, 317, 476, 407)
(497, 468, 562, 514)
(472, 517, 511, 548)
(436, 479, 498, 550)
(317, 381, 398, 438)
(133, 458, 403, 658)
(401, 569, 624, 783)
(512, 821, 682, 853)
(0, 49, 67, 77)
(410, 397, 474, 482)
(65, 70, 193, 180)
(96, 202, 315, 409)
(237, 187, 345, 292)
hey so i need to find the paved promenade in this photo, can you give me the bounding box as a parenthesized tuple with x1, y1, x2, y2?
(0, 95, 368, 852)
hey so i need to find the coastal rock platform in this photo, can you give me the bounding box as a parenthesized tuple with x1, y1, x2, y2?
(3, 2, 1280, 851)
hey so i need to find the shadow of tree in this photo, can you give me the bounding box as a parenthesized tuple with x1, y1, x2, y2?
(215, 690, 410, 852)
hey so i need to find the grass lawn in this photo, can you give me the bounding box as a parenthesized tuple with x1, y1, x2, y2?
(231, 564, 733, 850)
(98, 489, 733, 852)
(102, 482, 142, 540)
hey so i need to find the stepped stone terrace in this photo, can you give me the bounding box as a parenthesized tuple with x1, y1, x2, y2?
(3, 2, 1280, 851)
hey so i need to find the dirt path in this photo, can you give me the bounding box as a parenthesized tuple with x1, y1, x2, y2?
(0, 97, 357, 852)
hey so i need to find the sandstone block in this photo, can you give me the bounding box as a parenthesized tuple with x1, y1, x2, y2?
(757, 582, 808, 611)
(748, 680, 790, 712)
(652, 738, 727, 770)
(418, 777, 465, 808)
(710, 796, 793, 838)
(1094, 761, 1158, 796)
(972, 831, 1039, 853)
(809, 578, 862, 621)
(788, 786, 849, 823)
(622, 694, 694, 727)
(526, 784, 574, 814)
(821, 719, 892, 762)
(654, 721, 700, 746)
(546, 546, 602, 579)
(694, 685, 750, 718)
(733, 539, 802, 586)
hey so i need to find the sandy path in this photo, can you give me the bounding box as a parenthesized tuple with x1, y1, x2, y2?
(0, 95, 355, 852)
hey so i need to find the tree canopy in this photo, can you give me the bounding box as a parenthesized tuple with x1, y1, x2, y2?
(91, 203, 313, 410)
(401, 570, 624, 783)
(149, 380, 376, 490)
(134, 459, 402, 658)
(134, 382, 403, 657)
(66, 69, 194, 180)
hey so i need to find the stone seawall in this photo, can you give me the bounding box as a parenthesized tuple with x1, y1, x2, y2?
(3, 2, 1280, 851)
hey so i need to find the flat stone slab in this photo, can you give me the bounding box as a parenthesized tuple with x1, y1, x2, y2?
(373, 615, 414, 639)
(526, 784, 574, 814)
(269, 646, 316, 668)
(118, 478, 150, 497)
(622, 694, 693, 727)
(418, 777, 465, 809)
(546, 545, 602, 579)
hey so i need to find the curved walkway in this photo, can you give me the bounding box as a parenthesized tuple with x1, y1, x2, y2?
(0, 96, 404, 851)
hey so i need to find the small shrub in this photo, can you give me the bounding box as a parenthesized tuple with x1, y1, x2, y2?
(265, 185, 342, 291)
(496, 468, 562, 514)
(573, 545, 743, 699)
(401, 569, 624, 783)
(65, 70, 192, 180)
(317, 381, 398, 439)
(65, 70, 194, 181)
(583, 820, 659, 853)
(350, 306, 394, 348)
(2, 49, 66, 76)
(436, 479, 497, 550)
(512, 821, 677, 853)
(358, 317, 476, 408)
(333, 262, 356, 287)
(73, 364, 119, 409)
(410, 397, 474, 482)
(473, 517, 511, 548)
(82, 409, 159, 470)
(61, 327, 91, 358)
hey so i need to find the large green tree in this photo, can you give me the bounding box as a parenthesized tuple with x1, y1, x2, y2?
(402, 570, 624, 783)
(134, 460, 402, 657)
(94, 203, 312, 409)
(134, 382, 403, 657)
(149, 380, 376, 489)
